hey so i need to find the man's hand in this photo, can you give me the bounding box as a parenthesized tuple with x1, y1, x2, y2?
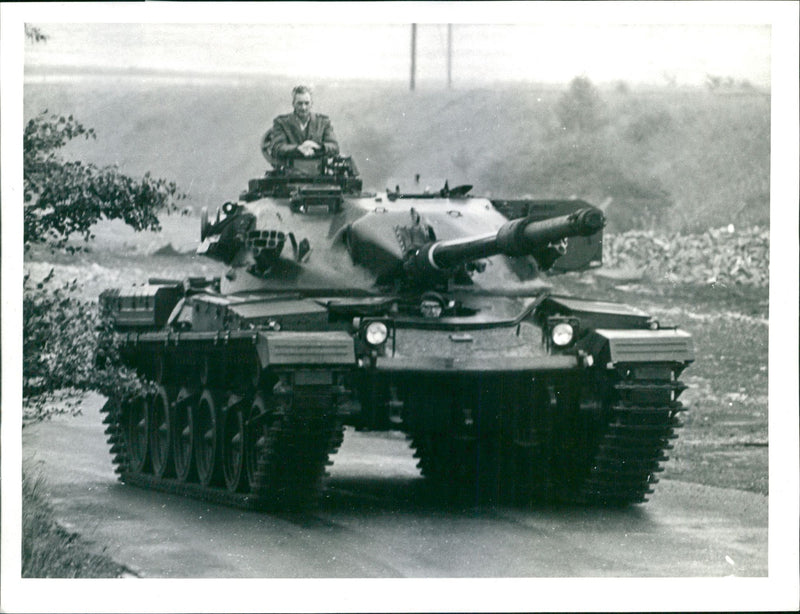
(297, 140, 321, 157)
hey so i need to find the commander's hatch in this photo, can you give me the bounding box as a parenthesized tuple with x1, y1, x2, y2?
(491, 199, 604, 272)
(241, 155, 362, 201)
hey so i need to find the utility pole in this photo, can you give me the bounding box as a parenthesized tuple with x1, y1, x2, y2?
(410, 23, 417, 91)
(447, 24, 452, 89)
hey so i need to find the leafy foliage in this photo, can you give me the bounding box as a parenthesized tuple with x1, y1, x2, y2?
(23, 272, 93, 403)
(23, 272, 154, 425)
(24, 111, 182, 251)
(23, 109, 174, 421)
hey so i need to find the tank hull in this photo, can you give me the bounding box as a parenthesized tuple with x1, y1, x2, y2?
(102, 287, 692, 508)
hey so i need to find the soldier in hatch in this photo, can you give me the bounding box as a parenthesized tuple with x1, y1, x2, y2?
(261, 85, 339, 165)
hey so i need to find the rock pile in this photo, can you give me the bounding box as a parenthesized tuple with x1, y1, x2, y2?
(602, 225, 769, 287)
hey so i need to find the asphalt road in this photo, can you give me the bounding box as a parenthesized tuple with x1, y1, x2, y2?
(21, 394, 767, 580)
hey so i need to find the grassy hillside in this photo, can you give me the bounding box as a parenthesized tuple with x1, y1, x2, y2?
(23, 71, 769, 233)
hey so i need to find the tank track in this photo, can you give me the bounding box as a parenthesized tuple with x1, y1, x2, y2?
(251, 382, 345, 509)
(409, 431, 502, 504)
(100, 375, 345, 512)
(406, 364, 688, 507)
(576, 364, 687, 505)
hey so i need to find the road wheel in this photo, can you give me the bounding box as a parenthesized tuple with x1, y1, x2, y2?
(149, 385, 173, 478)
(124, 394, 150, 473)
(194, 389, 221, 487)
(222, 395, 247, 492)
(172, 387, 196, 482)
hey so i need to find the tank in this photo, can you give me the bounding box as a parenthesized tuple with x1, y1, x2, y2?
(99, 154, 693, 509)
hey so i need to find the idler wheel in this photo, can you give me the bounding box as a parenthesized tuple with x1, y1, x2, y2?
(221, 395, 247, 493)
(172, 387, 196, 483)
(124, 394, 150, 473)
(194, 389, 221, 487)
(149, 385, 173, 478)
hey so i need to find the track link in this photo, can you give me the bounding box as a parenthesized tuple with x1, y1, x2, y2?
(578, 364, 687, 505)
(251, 382, 343, 510)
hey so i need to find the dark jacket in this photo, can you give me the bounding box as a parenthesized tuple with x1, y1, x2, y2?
(262, 112, 339, 162)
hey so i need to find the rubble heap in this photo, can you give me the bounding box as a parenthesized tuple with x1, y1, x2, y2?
(602, 225, 769, 287)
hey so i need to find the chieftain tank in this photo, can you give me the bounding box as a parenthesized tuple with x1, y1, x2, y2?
(100, 153, 693, 509)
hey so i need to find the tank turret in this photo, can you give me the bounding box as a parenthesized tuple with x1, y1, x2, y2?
(196, 156, 606, 295)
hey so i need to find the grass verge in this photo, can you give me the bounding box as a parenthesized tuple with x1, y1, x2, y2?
(22, 467, 128, 578)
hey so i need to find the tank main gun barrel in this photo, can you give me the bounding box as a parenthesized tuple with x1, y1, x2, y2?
(407, 206, 605, 277)
(495, 206, 605, 256)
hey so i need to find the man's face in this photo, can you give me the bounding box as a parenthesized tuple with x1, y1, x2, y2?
(293, 92, 312, 122)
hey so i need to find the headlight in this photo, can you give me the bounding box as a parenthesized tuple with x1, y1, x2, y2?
(551, 322, 574, 347)
(364, 321, 389, 346)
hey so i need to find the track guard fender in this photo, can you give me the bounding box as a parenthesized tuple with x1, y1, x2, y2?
(580, 328, 695, 367)
(255, 331, 356, 367)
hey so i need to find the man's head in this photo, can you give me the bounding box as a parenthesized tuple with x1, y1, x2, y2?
(292, 85, 313, 122)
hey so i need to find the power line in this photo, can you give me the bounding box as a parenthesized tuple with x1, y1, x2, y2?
(410, 23, 417, 91)
(410, 23, 453, 89)
(447, 24, 452, 89)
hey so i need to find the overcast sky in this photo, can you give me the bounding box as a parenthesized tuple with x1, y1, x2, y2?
(23, 14, 771, 88)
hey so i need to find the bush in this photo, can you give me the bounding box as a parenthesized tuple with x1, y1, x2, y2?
(23, 109, 178, 419)
(23, 272, 94, 420)
(23, 271, 153, 425)
(556, 76, 606, 133)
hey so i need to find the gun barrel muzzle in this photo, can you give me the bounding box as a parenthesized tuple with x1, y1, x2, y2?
(496, 207, 605, 256)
